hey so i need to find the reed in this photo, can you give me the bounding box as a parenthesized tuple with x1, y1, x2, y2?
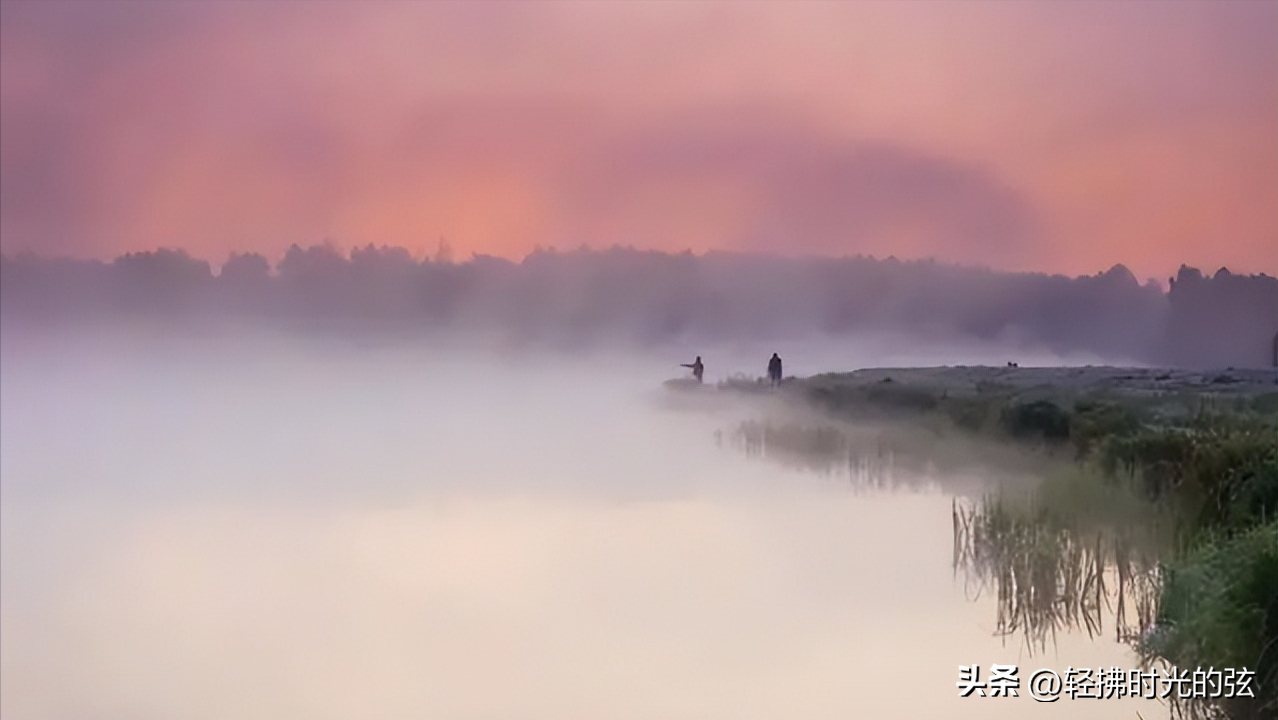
(721, 372, 1278, 718)
(952, 494, 1162, 654)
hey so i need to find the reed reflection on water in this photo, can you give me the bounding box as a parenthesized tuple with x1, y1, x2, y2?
(952, 498, 1162, 654)
(2, 339, 1173, 720)
(724, 419, 904, 490)
(726, 417, 1168, 657)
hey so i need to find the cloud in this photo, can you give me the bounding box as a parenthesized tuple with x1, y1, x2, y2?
(554, 112, 1040, 262)
(1, 1, 1274, 276)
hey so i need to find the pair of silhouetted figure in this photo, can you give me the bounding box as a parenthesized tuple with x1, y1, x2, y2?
(679, 353, 781, 385)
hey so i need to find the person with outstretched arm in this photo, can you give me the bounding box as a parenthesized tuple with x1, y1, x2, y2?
(681, 356, 705, 383)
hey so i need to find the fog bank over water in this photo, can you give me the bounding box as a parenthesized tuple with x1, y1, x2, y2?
(2, 329, 1167, 719)
(1, 327, 1102, 501)
(5, 248, 1276, 368)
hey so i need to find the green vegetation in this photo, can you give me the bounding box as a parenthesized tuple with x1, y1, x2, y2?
(968, 416, 1273, 717)
(721, 367, 1278, 718)
(1143, 523, 1278, 720)
(1098, 417, 1278, 536)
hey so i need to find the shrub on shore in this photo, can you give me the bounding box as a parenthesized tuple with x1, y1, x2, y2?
(1141, 521, 1278, 720)
(758, 372, 1278, 718)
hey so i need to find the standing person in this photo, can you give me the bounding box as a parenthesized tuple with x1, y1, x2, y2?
(681, 356, 705, 383)
(768, 353, 783, 386)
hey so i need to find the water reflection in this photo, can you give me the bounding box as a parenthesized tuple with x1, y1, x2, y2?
(2, 343, 1171, 719)
(725, 417, 1168, 658)
(952, 497, 1161, 654)
(724, 419, 902, 490)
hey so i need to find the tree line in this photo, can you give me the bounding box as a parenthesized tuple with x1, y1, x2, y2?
(2, 244, 1275, 368)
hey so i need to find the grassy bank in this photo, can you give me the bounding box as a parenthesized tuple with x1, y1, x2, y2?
(716, 366, 1278, 718)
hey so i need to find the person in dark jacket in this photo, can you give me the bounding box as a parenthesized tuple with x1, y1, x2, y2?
(768, 353, 783, 386)
(681, 356, 705, 383)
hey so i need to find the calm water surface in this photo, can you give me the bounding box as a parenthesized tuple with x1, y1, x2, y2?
(0, 337, 1167, 719)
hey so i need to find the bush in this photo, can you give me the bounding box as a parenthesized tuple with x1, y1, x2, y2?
(1141, 521, 1278, 720)
(863, 382, 940, 412)
(1098, 416, 1278, 533)
(1000, 400, 1071, 443)
(945, 395, 999, 432)
(1071, 399, 1142, 458)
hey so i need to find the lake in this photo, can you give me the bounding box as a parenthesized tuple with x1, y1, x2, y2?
(0, 331, 1168, 719)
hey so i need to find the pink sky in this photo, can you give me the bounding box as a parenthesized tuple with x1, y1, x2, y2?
(2, 0, 1275, 278)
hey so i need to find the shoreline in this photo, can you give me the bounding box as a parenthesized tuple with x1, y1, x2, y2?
(699, 363, 1277, 719)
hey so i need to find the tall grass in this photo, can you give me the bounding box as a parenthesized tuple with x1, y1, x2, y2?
(1141, 522, 1278, 720)
(959, 414, 1278, 718)
(953, 496, 1161, 654)
(724, 375, 1278, 718)
(1098, 415, 1278, 539)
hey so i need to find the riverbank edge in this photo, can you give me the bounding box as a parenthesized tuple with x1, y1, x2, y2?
(708, 365, 1278, 720)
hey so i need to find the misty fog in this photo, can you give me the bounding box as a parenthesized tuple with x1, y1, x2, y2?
(5, 248, 1277, 370)
(1, 326, 1170, 719)
(3, 1, 1273, 716)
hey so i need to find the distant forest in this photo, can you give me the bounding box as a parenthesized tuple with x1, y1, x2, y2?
(2, 245, 1276, 368)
